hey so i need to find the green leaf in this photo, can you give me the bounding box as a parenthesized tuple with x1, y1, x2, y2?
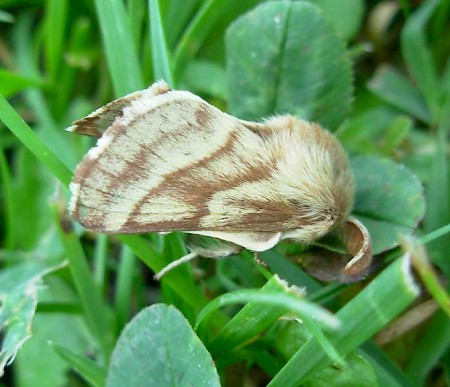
(14, 277, 93, 387)
(15, 314, 91, 387)
(368, 66, 431, 123)
(303, 352, 377, 387)
(226, 1, 352, 129)
(181, 60, 226, 99)
(381, 116, 412, 156)
(106, 304, 220, 387)
(274, 317, 371, 382)
(0, 261, 65, 376)
(338, 107, 398, 154)
(351, 156, 425, 254)
(306, 0, 365, 41)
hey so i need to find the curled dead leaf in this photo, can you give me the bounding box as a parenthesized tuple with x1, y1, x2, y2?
(343, 217, 372, 276)
(298, 217, 373, 283)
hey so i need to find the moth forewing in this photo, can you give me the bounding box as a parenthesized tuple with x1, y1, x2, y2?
(69, 81, 364, 279)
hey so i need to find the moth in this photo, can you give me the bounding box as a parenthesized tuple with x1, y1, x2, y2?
(69, 80, 370, 280)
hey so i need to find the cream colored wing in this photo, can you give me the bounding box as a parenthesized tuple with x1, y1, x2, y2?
(70, 83, 354, 247)
(188, 231, 282, 252)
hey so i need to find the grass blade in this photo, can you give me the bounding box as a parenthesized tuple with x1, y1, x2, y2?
(197, 289, 339, 333)
(173, 0, 226, 74)
(53, 344, 107, 387)
(401, 0, 440, 120)
(197, 276, 340, 363)
(44, 0, 68, 81)
(0, 150, 15, 249)
(269, 255, 420, 386)
(93, 234, 109, 292)
(114, 246, 136, 329)
(118, 235, 225, 321)
(54, 206, 114, 361)
(405, 312, 450, 384)
(0, 69, 41, 97)
(94, 0, 144, 96)
(208, 274, 322, 357)
(127, 0, 146, 48)
(424, 77, 450, 275)
(0, 95, 72, 186)
(14, 13, 77, 168)
(148, 0, 174, 85)
(360, 342, 414, 387)
(403, 237, 450, 318)
(163, 0, 202, 48)
(419, 223, 450, 245)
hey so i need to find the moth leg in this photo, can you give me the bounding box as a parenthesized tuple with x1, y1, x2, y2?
(253, 252, 269, 268)
(153, 251, 198, 281)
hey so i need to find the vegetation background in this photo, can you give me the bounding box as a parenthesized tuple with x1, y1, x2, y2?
(0, 0, 449, 386)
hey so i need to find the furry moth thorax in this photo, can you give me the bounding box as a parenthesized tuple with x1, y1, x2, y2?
(69, 80, 354, 253)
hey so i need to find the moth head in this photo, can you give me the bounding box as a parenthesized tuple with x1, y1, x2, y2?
(265, 115, 354, 244)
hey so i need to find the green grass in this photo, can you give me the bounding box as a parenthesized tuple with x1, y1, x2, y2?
(0, 1, 449, 386)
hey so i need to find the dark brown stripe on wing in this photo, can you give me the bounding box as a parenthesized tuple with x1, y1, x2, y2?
(121, 129, 241, 230)
(120, 126, 294, 232)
